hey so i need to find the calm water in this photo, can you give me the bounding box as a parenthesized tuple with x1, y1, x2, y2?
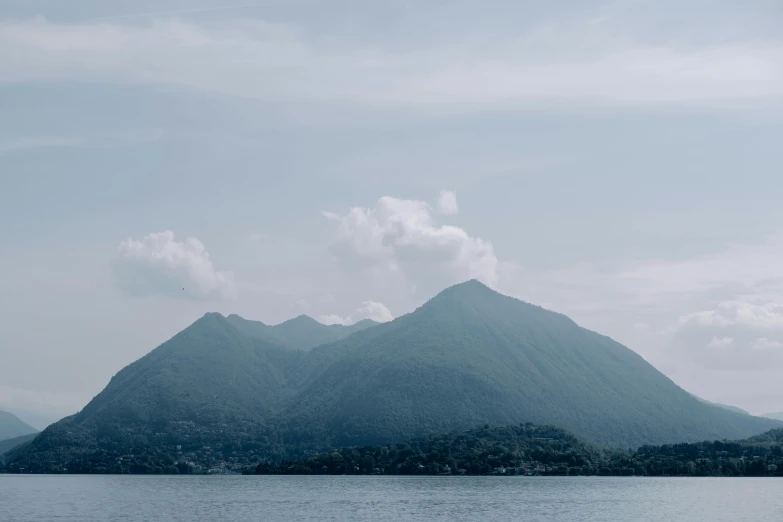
(1, 475, 781, 521)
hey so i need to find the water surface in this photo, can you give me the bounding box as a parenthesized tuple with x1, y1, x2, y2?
(1, 475, 780, 521)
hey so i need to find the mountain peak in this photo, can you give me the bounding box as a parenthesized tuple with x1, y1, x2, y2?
(277, 314, 321, 327)
(350, 318, 379, 328)
(424, 278, 510, 311)
(188, 312, 229, 331)
(446, 278, 494, 293)
(226, 314, 268, 327)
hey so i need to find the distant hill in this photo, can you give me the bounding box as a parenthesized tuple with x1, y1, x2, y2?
(0, 433, 37, 456)
(762, 412, 783, 422)
(692, 395, 751, 416)
(0, 410, 38, 441)
(6, 280, 782, 473)
(747, 428, 783, 443)
(226, 314, 377, 351)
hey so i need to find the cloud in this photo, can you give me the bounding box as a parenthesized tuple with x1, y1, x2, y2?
(0, 10, 780, 110)
(436, 190, 459, 215)
(670, 327, 783, 372)
(524, 232, 783, 337)
(324, 193, 499, 290)
(87, 4, 260, 22)
(679, 301, 783, 331)
(668, 299, 783, 371)
(614, 233, 783, 305)
(319, 300, 394, 326)
(0, 129, 163, 155)
(707, 336, 733, 349)
(494, 229, 783, 384)
(752, 337, 783, 352)
(113, 230, 235, 300)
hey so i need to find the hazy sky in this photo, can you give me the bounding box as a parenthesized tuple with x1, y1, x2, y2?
(1, 0, 782, 427)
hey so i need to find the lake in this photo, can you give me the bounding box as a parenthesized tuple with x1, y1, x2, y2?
(0, 475, 780, 521)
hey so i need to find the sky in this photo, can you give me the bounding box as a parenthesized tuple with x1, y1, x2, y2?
(0, 0, 782, 428)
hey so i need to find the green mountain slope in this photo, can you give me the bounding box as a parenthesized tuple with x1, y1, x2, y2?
(0, 410, 38, 441)
(7, 280, 781, 473)
(762, 412, 783, 421)
(5, 313, 304, 473)
(226, 314, 377, 351)
(277, 280, 780, 448)
(76, 313, 300, 424)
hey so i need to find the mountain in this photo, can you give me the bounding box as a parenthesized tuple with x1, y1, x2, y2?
(6, 280, 782, 473)
(4, 312, 304, 473)
(0, 433, 37, 456)
(762, 412, 783, 421)
(226, 314, 378, 351)
(0, 410, 38, 441)
(275, 280, 781, 449)
(692, 395, 751, 416)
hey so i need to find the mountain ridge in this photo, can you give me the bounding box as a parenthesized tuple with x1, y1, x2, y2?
(6, 280, 781, 473)
(225, 313, 378, 351)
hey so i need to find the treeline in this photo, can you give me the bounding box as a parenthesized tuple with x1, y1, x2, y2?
(5, 423, 783, 477)
(0, 417, 289, 475)
(618, 436, 783, 477)
(252, 426, 783, 477)
(253, 424, 604, 476)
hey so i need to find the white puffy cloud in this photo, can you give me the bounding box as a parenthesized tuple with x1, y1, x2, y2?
(667, 299, 783, 372)
(324, 193, 499, 290)
(113, 230, 235, 300)
(436, 190, 459, 215)
(319, 300, 394, 326)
